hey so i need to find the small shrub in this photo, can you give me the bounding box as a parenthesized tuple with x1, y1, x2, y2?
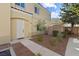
(50, 34, 63, 46)
(61, 32, 67, 38)
(52, 30, 59, 37)
(32, 53, 36, 56)
(58, 32, 63, 37)
(36, 53, 42, 56)
(33, 53, 42, 56)
(57, 36, 63, 42)
(49, 37, 59, 46)
(36, 35, 43, 42)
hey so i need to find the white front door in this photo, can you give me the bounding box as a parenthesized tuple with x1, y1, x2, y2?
(16, 19, 24, 39)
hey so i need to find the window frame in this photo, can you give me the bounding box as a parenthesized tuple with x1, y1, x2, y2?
(34, 7, 39, 14)
(15, 3, 25, 9)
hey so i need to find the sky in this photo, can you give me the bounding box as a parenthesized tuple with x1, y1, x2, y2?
(40, 3, 63, 19)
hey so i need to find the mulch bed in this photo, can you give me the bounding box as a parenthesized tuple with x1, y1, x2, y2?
(30, 34, 69, 56)
(12, 42, 35, 56)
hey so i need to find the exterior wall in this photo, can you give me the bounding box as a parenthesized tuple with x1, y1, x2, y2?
(0, 3, 51, 44)
(11, 3, 51, 40)
(0, 3, 10, 45)
(33, 4, 51, 25)
(32, 4, 51, 34)
(33, 4, 50, 20)
(11, 3, 34, 40)
(11, 3, 34, 14)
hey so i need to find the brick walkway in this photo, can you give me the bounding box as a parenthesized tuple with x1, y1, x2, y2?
(12, 42, 34, 56)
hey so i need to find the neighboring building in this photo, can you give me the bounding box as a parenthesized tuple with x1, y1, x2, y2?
(47, 18, 64, 35)
(0, 3, 51, 45)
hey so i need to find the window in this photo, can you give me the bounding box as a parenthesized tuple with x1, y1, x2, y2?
(15, 3, 20, 6)
(21, 3, 25, 8)
(15, 3, 25, 8)
(34, 7, 39, 14)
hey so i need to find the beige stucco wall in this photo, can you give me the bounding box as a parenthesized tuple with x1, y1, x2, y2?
(32, 4, 51, 34)
(11, 3, 35, 40)
(11, 9, 33, 40)
(0, 3, 10, 45)
(11, 3, 51, 40)
(0, 3, 51, 44)
(33, 4, 51, 24)
(11, 19, 16, 40)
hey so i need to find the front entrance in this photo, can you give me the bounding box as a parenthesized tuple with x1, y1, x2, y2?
(16, 19, 25, 39)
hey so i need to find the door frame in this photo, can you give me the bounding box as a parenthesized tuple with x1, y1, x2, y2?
(16, 19, 25, 39)
(11, 18, 27, 41)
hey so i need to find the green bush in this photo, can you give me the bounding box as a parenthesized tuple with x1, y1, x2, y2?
(36, 35, 43, 42)
(52, 30, 59, 37)
(57, 35, 63, 41)
(36, 53, 42, 56)
(50, 32, 64, 46)
(58, 32, 63, 37)
(33, 53, 42, 56)
(37, 24, 41, 31)
(37, 23, 46, 31)
(61, 32, 66, 38)
(49, 37, 59, 46)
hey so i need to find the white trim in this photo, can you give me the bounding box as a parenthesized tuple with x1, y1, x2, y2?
(15, 3, 26, 11)
(16, 20, 25, 39)
(0, 48, 9, 52)
(10, 47, 16, 56)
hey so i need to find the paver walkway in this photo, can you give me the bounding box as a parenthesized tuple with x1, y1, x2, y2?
(65, 37, 79, 56)
(12, 42, 34, 56)
(20, 39, 60, 56)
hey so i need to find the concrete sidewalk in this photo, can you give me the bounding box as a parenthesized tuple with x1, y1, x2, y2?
(65, 38, 79, 56)
(20, 39, 61, 56)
